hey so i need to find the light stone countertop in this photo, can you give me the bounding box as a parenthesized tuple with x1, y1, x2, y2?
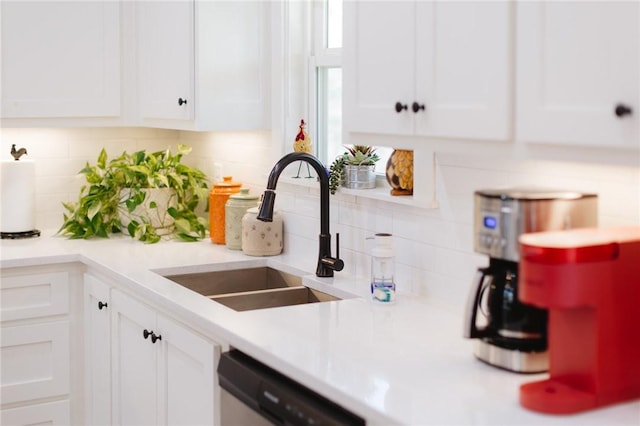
(2, 231, 639, 425)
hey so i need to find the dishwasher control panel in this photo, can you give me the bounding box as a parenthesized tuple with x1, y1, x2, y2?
(218, 349, 365, 426)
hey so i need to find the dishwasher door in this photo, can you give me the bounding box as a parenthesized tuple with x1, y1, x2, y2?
(217, 349, 365, 426)
(220, 387, 273, 426)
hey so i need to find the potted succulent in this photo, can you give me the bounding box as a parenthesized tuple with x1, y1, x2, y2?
(58, 145, 209, 243)
(328, 145, 380, 194)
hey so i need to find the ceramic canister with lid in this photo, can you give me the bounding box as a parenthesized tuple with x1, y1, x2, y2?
(209, 176, 241, 244)
(241, 207, 283, 256)
(225, 188, 259, 250)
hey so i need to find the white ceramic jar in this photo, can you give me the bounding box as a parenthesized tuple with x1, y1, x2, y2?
(241, 207, 283, 256)
(225, 188, 259, 250)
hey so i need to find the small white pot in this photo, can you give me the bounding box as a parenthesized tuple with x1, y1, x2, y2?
(119, 188, 177, 235)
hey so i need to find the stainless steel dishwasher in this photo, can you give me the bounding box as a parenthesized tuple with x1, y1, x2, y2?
(217, 349, 365, 425)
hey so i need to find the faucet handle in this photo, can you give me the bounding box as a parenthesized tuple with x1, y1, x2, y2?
(321, 233, 344, 272)
(335, 233, 344, 271)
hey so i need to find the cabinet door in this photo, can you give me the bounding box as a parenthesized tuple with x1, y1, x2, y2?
(1, 400, 70, 426)
(343, 1, 416, 135)
(137, 0, 194, 121)
(111, 290, 158, 426)
(84, 274, 111, 426)
(157, 314, 219, 426)
(0, 271, 69, 321)
(0, 321, 70, 404)
(1, 1, 120, 118)
(344, 1, 510, 140)
(196, 0, 270, 130)
(516, 1, 639, 148)
(414, 1, 510, 140)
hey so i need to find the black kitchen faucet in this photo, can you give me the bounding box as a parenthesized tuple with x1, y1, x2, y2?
(257, 152, 344, 277)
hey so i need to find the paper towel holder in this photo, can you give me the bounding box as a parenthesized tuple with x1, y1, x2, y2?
(1, 144, 41, 239)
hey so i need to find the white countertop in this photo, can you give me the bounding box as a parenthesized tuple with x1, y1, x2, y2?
(2, 232, 639, 425)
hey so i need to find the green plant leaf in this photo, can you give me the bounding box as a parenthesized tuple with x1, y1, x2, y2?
(174, 218, 191, 234)
(87, 201, 101, 220)
(97, 148, 108, 169)
(167, 206, 179, 218)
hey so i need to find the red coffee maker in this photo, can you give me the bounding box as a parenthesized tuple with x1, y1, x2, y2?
(518, 226, 640, 414)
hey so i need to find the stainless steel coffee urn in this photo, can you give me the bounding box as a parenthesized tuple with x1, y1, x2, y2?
(463, 188, 598, 373)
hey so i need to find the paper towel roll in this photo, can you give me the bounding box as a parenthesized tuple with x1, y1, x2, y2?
(1, 160, 36, 233)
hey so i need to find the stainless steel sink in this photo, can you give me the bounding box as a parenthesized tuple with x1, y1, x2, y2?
(163, 267, 340, 312)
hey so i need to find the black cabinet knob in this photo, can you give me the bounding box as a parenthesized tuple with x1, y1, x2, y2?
(151, 332, 162, 344)
(143, 329, 152, 340)
(395, 102, 408, 113)
(615, 104, 632, 117)
(98, 301, 108, 310)
(412, 102, 425, 113)
(178, 97, 188, 106)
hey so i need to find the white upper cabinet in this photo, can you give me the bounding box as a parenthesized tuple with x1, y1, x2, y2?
(1, 1, 120, 118)
(516, 1, 639, 148)
(137, 0, 270, 131)
(344, 1, 511, 141)
(137, 1, 194, 122)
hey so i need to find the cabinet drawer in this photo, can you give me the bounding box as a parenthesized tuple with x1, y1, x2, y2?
(1, 399, 70, 426)
(0, 272, 69, 321)
(0, 321, 70, 404)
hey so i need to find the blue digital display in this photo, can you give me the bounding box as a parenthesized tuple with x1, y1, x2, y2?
(483, 216, 497, 229)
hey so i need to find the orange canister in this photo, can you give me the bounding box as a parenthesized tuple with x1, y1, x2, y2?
(209, 176, 241, 244)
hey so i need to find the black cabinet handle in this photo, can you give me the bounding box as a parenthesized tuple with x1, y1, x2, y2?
(178, 97, 188, 106)
(615, 104, 632, 117)
(98, 301, 108, 310)
(143, 329, 152, 340)
(395, 102, 408, 113)
(412, 102, 425, 113)
(151, 332, 162, 344)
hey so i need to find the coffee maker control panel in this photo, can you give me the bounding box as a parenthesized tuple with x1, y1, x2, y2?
(473, 189, 598, 262)
(477, 212, 509, 256)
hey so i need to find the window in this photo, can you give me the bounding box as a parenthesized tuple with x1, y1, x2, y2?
(311, 0, 342, 166)
(311, 0, 391, 173)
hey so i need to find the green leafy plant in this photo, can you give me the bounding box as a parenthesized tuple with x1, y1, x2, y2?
(58, 145, 209, 243)
(328, 145, 380, 194)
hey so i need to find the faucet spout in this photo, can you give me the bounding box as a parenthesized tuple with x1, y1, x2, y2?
(257, 152, 343, 277)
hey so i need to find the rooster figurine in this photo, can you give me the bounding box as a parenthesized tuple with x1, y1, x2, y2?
(11, 144, 28, 161)
(292, 119, 313, 178)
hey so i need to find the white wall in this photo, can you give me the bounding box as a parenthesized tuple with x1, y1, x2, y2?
(2, 127, 638, 313)
(267, 149, 640, 312)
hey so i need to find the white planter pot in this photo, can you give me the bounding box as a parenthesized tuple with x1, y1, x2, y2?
(343, 165, 376, 189)
(119, 188, 177, 235)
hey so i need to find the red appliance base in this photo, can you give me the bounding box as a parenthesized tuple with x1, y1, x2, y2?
(520, 379, 640, 414)
(518, 226, 640, 415)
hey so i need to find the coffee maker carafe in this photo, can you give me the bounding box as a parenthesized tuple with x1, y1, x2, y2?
(463, 189, 597, 373)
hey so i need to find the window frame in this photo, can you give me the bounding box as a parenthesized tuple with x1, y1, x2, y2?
(309, 0, 342, 166)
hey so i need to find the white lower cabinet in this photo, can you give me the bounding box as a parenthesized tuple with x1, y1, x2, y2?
(0, 321, 70, 405)
(1, 400, 70, 426)
(84, 273, 112, 426)
(85, 272, 221, 426)
(0, 265, 82, 426)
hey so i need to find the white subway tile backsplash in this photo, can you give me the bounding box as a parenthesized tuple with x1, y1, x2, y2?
(338, 200, 393, 232)
(2, 127, 638, 313)
(393, 238, 436, 271)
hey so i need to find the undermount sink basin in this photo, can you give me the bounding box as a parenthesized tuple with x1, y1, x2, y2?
(163, 267, 340, 312)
